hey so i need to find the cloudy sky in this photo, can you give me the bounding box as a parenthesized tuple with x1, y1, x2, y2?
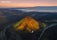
(0, 0, 57, 8)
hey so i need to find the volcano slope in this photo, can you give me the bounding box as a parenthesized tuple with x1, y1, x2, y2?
(0, 16, 42, 40)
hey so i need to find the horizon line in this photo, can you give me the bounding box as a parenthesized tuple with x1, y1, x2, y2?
(0, 6, 57, 8)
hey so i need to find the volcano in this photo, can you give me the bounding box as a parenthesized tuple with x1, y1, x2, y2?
(13, 16, 40, 33)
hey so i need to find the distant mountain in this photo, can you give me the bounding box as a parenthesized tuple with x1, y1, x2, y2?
(1, 6, 57, 9)
(28, 6, 57, 10)
(6, 6, 57, 10)
(15, 6, 57, 12)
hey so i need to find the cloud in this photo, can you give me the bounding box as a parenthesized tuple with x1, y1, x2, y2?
(0, 0, 57, 3)
(0, 1, 11, 3)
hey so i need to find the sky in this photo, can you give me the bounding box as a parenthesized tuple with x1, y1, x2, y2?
(0, 0, 57, 8)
